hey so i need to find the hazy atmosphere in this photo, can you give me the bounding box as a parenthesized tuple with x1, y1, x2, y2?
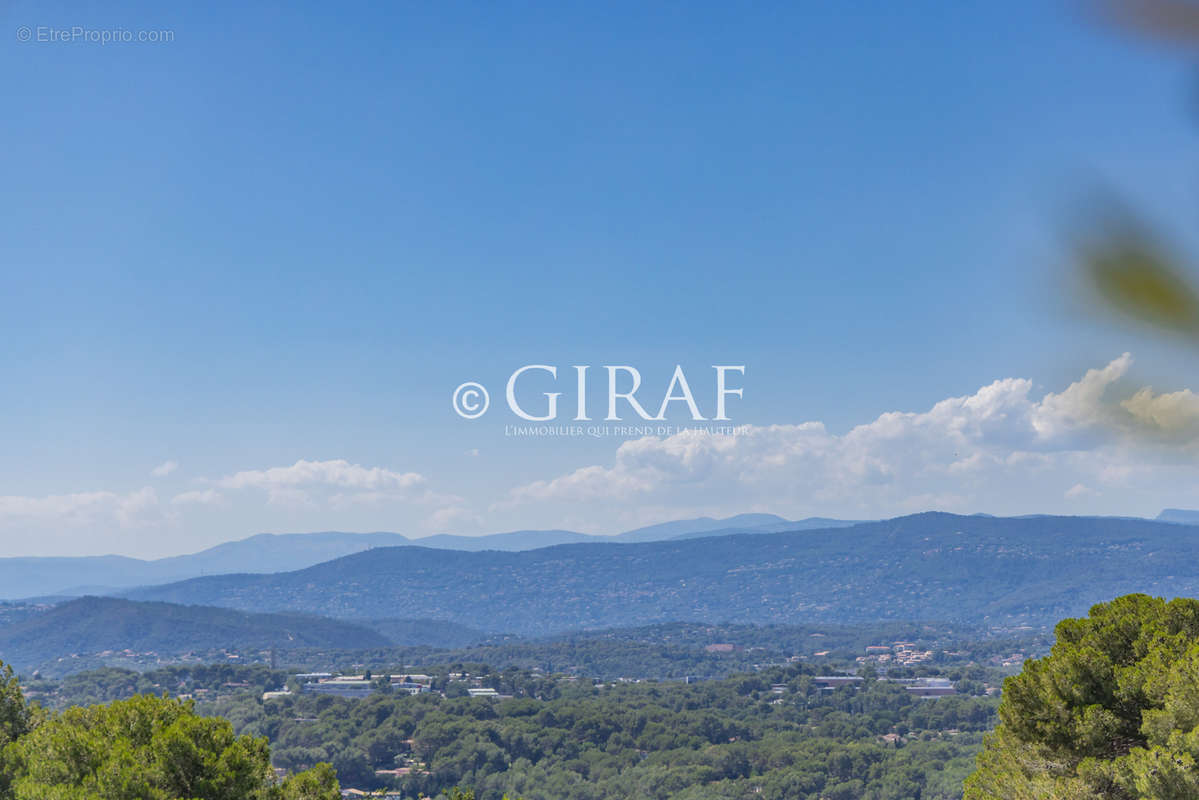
(6, 2, 1199, 556)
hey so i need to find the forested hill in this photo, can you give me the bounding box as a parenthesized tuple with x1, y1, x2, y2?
(0, 596, 391, 670)
(126, 512, 1199, 635)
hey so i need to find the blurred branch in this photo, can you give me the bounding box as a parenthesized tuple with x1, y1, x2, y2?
(1072, 200, 1199, 339)
(1092, 0, 1199, 45)
(1070, 4, 1199, 342)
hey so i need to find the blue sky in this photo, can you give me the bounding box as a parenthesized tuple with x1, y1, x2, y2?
(5, 1, 1199, 556)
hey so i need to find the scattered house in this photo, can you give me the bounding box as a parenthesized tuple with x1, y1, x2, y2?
(904, 678, 956, 698)
(297, 675, 373, 700)
(304, 680, 373, 699)
(389, 678, 431, 695)
(999, 652, 1027, 668)
(293, 672, 432, 701)
(468, 687, 499, 697)
(858, 642, 934, 666)
(398, 673, 432, 684)
(705, 643, 736, 653)
(811, 674, 956, 698)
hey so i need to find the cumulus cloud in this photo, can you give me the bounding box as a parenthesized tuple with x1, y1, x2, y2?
(0, 487, 160, 526)
(211, 458, 460, 513)
(0, 459, 458, 556)
(498, 355, 1199, 525)
(1122, 386, 1199, 439)
(0, 491, 120, 520)
(1031, 354, 1133, 441)
(151, 460, 179, 477)
(216, 459, 425, 492)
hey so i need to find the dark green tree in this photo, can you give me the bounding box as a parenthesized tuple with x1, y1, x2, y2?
(966, 594, 1199, 799)
(1, 693, 339, 800)
(0, 662, 32, 799)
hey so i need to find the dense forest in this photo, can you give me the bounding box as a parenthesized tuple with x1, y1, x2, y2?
(16, 656, 1002, 798)
(206, 664, 997, 799)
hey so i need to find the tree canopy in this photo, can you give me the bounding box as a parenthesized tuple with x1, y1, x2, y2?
(0, 686, 338, 800)
(966, 593, 1199, 799)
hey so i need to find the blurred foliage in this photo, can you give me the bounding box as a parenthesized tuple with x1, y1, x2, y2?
(1075, 1, 1199, 344)
(1073, 202, 1199, 338)
(1094, 0, 1199, 46)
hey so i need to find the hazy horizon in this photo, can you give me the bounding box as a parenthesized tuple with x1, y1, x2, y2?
(1, 504, 1194, 562)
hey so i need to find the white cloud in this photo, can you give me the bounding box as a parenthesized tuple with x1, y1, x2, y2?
(1065, 483, 1100, 500)
(151, 460, 179, 478)
(498, 355, 1199, 526)
(0, 491, 121, 520)
(216, 459, 425, 492)
(170, 489, 224, 506)
(211, 458, 460, 514)
(1122, 386, 1199, 438)
(1031, 354, 1132, 441)
(0, 487, 160, 526)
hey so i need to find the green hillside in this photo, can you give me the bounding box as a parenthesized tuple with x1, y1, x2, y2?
(0, 596, 392, 671)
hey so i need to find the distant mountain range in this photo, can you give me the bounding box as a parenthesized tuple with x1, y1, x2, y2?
(1158, 509, 1199, 525)
(616, 514, 858, 542)
(124, 512, 1199, 635)
(0, 514, 853, 600)
(2, 511, 1196, 673)
(667, 516, 856, 541)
